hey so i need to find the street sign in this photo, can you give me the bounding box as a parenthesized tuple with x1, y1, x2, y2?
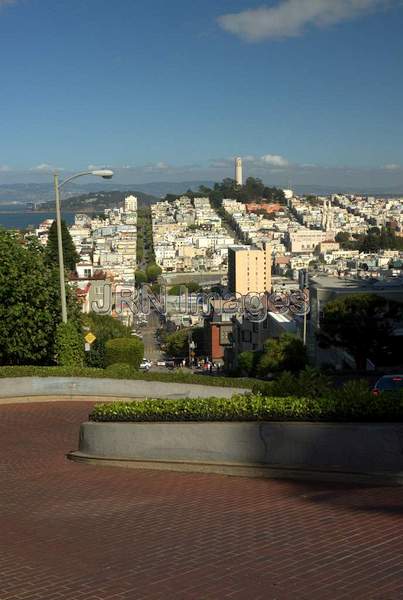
(85, 332, 96, 345)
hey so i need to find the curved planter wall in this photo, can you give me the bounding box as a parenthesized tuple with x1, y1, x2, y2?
(0, 377, 247, 400)
(71, 421, 403, 484)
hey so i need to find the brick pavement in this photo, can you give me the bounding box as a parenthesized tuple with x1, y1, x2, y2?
(0, 401, 402, 600)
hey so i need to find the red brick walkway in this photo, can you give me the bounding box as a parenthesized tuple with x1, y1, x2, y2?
(0, 402, 402, 600)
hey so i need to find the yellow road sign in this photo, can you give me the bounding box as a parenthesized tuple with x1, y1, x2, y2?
(85, 332, 96, 345)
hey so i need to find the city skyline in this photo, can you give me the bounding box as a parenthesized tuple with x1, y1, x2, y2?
(0, 0, 402, 188)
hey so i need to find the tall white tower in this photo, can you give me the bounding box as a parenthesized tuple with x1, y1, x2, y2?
(235, 157, 243, 186)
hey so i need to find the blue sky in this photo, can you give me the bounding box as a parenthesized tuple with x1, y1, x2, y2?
(0, 0, 403, 189)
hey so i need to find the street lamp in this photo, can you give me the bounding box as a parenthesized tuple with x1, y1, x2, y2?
(54, 169, 114, 323)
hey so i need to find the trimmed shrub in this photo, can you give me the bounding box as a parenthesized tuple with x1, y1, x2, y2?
(105, 337, 144, 369)
(54, 322, 84, 367)
(105, 363, 137, 378)
(252, 368, 332, 399)
(89, 390, 403, 423)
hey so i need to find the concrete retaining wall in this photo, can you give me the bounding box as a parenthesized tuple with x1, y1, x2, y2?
(0, 377, 247, 400)
(72, 421, 403, 483)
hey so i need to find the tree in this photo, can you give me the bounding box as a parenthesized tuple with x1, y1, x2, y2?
(146, 263, 162, 282)
(55, 321, 84, 367)
(165, 329, 189, 357)
(189, 178, 286, 209)
(318, 293, 403, 370)
(83, 313, 132, 368)
(357, 227, 403, 253)
(105, 337, 144, 369)
(335, 231, 353, 249)
(46, 220, 79, 272)
(168, 281, 201, 295)
(0, 230, 80, 365)
(238, 351, 255, 376)
(257, 334, 307, 377)
(135, 270, 147, 285)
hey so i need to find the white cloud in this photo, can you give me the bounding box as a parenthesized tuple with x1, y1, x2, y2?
(210, 154, 290, 169)
(0, 164, 11, 172)
(143, 161, 172, 173)
(30, 163, 64, 173)
(87, 164, 113, 171)
(217, 0, 391, 41)
(384, 163, 401, 170)
(261, 153, 289, 167)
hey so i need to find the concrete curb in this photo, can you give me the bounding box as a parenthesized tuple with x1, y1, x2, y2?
(67, 451, 403, 485)
(0, 396, 143, 405)
(71, 420, 403, 485)
(0, 377, 248, 401)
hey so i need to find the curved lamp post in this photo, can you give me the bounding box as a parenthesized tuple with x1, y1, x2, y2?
(54, 169, 114, 323)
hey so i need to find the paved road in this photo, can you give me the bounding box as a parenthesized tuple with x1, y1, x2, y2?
(1, 401, 403, 600)
(140, 310, 163, 363)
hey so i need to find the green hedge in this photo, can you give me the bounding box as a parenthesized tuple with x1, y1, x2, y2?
(105, 338, 144, 369)
(89, 392, 403, 423)
(0, 365, 255, 389)
(55, 322, 85, 367)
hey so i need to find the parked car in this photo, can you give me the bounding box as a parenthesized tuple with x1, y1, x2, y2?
(131, 331, 143, 339)
(156, 360, 166, 367)
(140, 359, 152, 370)
(372, 375, 403, 395)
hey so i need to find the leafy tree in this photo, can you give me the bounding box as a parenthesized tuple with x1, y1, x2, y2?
(335, 231, 353, 249)
(318, 293, 403, 370)
(165, 177, 286, 209)
(165, 329, 189, 357)
(55, 321, 84, 367)
(168, 281, 201, 295)
(146, 263, 162, 282)
(257, 334, 307, 377)
(105, 337, 144, 369)
(46, 220, 79, 272)
(83, 313, 131, 368)
(238, 351, 255, 376)
(355, 227, 403, 253)
(135, 270, 147, 285)
(0, 230, 80, 365)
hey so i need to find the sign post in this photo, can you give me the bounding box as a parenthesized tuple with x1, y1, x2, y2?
(84, 332, 97, 352)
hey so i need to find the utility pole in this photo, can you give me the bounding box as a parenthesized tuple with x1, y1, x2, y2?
(299, 269, 309, 346)
(54, 173, 68, 324)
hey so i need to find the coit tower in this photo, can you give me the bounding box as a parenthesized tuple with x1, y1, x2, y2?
(235, 157, 243, 186)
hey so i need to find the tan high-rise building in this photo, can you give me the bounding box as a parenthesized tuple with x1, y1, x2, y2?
(124, 195, 138, 212)
(228, 244, 272, 295)
(235, 157, 243, 186)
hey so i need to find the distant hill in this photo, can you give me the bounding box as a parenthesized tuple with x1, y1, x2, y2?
(1, 180, 402, 208)
(0, 181, 216, 206)
(37, 190, 160, 212)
